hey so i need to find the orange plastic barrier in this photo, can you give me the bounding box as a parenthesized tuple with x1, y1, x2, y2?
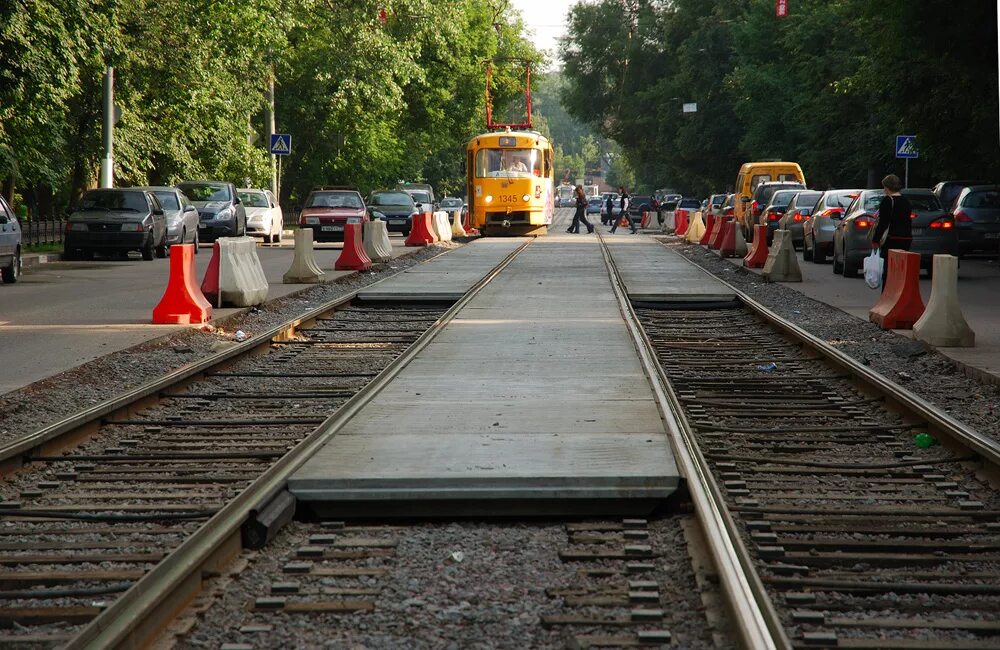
(462, 210, 479, 236)
(335, 222, 373, 271)
(675, 210, 690, 236)
(405, 212, 438, 246)
(743, 225, 769, 268)
(153, 244, 212, 324)
(870, 249, 925, 329)
(708, 217, 726, 250)
(699, 214, 716, 245)
(200, 240, 222, 304)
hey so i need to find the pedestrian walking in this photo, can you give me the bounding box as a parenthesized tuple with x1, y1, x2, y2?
(604, 193, 614, 225)
(566, 184, 594, 234)
(870, 174, 912, 290)
(609, 186, 637, 234)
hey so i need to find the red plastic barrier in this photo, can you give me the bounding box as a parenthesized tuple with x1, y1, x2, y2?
(406, 213, 438, 246)
(462, 210, 479, 236)
(200, 240, 221, 304)
(717, 220, 736, 257)
(699, 214, 716, 245)
(743, 225, 769, 268)
(675, 210, 690, 236)
(708, 217, 726, 250)
(153, 244, 212, 324)
(335, 222, 373, 271)
(869, 250, 925, 329)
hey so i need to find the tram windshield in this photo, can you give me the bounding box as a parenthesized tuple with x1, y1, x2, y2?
(475, 148, 542, 178)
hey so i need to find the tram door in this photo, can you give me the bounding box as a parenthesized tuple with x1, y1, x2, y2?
(466, 150, 475, 229)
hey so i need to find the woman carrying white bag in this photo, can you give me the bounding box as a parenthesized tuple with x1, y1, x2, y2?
(869, 174, 912, 291)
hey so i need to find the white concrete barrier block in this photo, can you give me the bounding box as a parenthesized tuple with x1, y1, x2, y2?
(364, 220, 393, 263)
(684, 211, 706, 243)
(661, 211, 675, 234)
(762, 229, 802, 282)
(284, 228, 325, 284)
(218, 236, 268, 306)
(450, 210, 466, 237)
(432, 211, 453, 242)
(913, 254, 975, 347)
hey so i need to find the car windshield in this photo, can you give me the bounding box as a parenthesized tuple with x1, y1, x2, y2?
(589, 198, 602, 205)
(439, 198, 462, 208)
(711, 195, 726, 206)
(153, 191, 179, 210)
(680, 199, 700, 208)
(78, 190, 147, 212)
(863, 193, 882, 211)
(238, 191, 269, 208)
(794, 191, 822, 207)
(371, 192, 413, 206)
(770, 191, 798, 207)
(408, 191, 431, 204)
(905, 194, 943, 212)
(306, 192, 363, 209)
(963, 190, 1000, 209)
(829, 192, 860, 208)
(178, 183, 230, 202)
(474, 148, 542, 178)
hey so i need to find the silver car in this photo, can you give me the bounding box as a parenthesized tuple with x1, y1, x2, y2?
(0, 195, 22, 283)
(144, 186, 200, 252)
(833, 190, 883, 277)
(803, 189, 862, 263)
(778, 190, 822, 249)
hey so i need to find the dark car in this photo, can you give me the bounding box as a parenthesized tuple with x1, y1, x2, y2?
(177, 180, 246, 241)
(369, 190, 418, 236)
(951, 184, 1000, 255)
(629, 195, 654, 217)
(299, 189, 368, 242)
(745, 181, 805, 242)
(0, 195, 22, 283)
(932, 180, 989, 216)
(759, 189, 803, 245)
(64, 188, 168, 260)
(779, 190, 822, 249)
(904, 189, 959, 273)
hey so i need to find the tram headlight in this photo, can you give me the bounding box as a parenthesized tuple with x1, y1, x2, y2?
(522, 194, 531, 202)
(484, 195, 493, 204)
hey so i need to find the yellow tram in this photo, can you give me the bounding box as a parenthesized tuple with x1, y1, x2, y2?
(466, 130, 554, 236)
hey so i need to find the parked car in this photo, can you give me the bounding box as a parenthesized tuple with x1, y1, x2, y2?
(0, 195, 22, 283)
(299, 188, 368, 242)
(64, 188, 168, 261)
(144, 186, 200, 252)
(950, 184, 1000, 255)
(672, 198, 701, 224)
(369, 190, 418, 236)
(238, 188, 283, 243)
(833, 190, 883, 277)
(587, 197, 603, 215)
(629, 195, 655, 218)
(932, 180, 989, 215)
(904, 188, 959, 273)
(778, 190, 822, 250)
(719, 194, 736, 220)
(744, 181, 805, 242)
(397, 183, 436, 212)
(705, 193, 727, 219)
(758, 189, 803, 245)
(177, 181, 246, 241)
(733, 161, 806, 226)
(803, 189, 862, 263)
(439, 197, 464, 224)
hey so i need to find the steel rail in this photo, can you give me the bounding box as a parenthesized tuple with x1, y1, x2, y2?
(0, 245, 460, 474)
(64, 238, 534, 649)
(665, 241, 1000, 470)
(596, 233, 787, 650)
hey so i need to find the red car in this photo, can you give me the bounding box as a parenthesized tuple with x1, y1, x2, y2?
(298, 187, 369, 242)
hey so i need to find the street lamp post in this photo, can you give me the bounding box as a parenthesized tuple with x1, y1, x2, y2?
(99, 65, 115, 188)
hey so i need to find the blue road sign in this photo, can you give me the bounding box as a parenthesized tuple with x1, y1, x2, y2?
(895, 135, 918, 159)
(270, 133, 292, 156)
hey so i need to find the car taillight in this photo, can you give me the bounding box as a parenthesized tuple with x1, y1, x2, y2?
(751, 200, 761, 215)
(793, 213, 804, 222)
(929, 217, 954, 229)
(910, 212, 917, 219)
(724, 208, 734, 216)
(820, 208, 844, 218)
(854, 218, 873, 229)
(766, 211, 780, 221)
(954, 209, 973, 223)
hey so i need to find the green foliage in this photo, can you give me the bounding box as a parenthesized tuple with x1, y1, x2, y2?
(560, 0, 1000, 195)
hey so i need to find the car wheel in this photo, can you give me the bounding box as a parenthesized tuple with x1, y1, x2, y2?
(832, 241, 843, 273)
(2, 246, 21, 284)
(193, 230, 200, 254)
(814, 239, 827, 264)
(402, 229, 411, 238)
(155, 232, 168, 258)
(802, 234, 814, 261)
(843, 247, 860, 278)
(141, 235, 154, 261)
(63, 247, 77, 261)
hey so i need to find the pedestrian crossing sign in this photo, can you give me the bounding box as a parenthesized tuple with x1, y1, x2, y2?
(270, 133, 292, 156)
(895, 135, 918, 159)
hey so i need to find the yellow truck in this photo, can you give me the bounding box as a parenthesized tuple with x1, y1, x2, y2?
(733, 161, 806, 225)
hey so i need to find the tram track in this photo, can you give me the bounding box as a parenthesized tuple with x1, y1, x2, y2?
(0, 240, 531, 649)
(614, 238, 1000, 649)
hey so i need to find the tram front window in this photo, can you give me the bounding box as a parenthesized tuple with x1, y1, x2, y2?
(475, 149, 541, 178)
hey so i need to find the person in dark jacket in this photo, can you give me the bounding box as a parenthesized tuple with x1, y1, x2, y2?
(610, 186, 637, 234)
(870, 174, 912, 290)
(567, 184, 594, 234)
(604, 193, 614, 225)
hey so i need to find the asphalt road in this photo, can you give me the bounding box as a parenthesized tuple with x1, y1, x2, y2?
(0, 235, 412, 395)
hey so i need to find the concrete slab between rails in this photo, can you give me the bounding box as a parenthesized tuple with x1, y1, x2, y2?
(604, 238, 737, 304)
(290, 236, 680, 515)
(356, 238, 528, 302)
